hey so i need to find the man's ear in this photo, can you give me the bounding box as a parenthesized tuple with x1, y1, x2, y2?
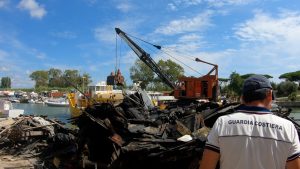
(267, 90, 273, 101)
(240, 95, 245, 104)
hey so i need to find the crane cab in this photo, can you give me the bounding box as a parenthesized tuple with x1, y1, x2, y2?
(174, 75, 218, 101)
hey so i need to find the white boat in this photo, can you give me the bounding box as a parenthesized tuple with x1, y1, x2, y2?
(45, 99, 69, 107)
(28, 99, 45, 104)
(0, 100, 24, 118)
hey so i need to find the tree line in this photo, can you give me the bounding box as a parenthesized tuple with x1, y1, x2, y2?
(130, 59, 184, 91)
(29, 68, 92, 90)
(2, 60, 300, 100)
(0, 77, 11, 89)
(220, 72, 299, 100)
(129, 59, 300, 100)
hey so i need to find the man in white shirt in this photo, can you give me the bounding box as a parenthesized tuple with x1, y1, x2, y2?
(199, 74, 300, 169)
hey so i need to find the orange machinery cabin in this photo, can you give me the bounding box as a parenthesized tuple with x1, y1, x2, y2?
(173, 74, 218, 101)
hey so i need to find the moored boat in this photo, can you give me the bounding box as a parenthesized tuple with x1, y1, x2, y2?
(45, 99, 69, 107)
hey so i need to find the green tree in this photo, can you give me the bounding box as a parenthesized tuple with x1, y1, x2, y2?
(279, 70, 300, 84)
(78, 73, 92, 92)
(30, 70, 49, 88)
(288, 92, 297, 101)
(218, 78, 230, 82)
(241, 73, 273, 79)
(270, 81, 277, 90)
(153, 59, 184, 91)
(228, 72, 244, 97)
(277, 81, 298, 97)
(219, 78, 230, 96)
(1, 77, 11, 88)
(63, 69, 80, 87)
(130, 59, 154, 89)
(48, 68, 63, 87)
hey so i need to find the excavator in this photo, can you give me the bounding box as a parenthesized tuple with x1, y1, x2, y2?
(115, 28, 219, 102)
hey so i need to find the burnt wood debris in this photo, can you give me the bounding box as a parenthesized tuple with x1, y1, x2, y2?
(0, 91, 298, 169)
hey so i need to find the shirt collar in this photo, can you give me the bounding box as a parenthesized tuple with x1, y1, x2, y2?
(237, 104, 272, 114)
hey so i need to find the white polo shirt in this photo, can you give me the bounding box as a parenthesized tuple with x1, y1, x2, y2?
(205, 105, 300, 169)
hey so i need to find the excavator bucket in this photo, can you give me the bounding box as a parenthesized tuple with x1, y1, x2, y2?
(115, 69, 125, 86)
(106, 69, 125, 86)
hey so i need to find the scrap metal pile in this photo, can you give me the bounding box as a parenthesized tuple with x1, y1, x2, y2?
(0, 115, 77, 168)
(1, 92, 297, 169)
(70, 92, 240, 169)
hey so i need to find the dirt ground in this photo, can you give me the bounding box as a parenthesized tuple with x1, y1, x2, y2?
(0, 155, 37, 169)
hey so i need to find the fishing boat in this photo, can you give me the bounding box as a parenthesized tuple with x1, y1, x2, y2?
(45, 98, 69, 107)
(0, 100, 24, 118)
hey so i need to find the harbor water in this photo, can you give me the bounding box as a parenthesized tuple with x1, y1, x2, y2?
(12, 103, 300, 124)
(288, 107, 300, 121)
(12, 103, 71, 123)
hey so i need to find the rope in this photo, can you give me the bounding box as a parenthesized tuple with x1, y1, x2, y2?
(126, 33, 203, 76)
(162, 47, 196, 61)
(115, 33, 118, 73)
(160, 48, 203, 75)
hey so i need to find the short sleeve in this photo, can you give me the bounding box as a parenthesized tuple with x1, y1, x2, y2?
(204, 117, 221, 153)
(287, 127, 300, 161)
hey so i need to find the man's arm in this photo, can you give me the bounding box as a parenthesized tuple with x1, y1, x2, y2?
(287, 158, 300, 169)
(199, 149, 220, 169)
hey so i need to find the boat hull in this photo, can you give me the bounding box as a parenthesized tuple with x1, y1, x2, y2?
(45, 101, 69, 107)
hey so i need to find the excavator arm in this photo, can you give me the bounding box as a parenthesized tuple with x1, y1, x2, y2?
(115, 28, 177, 89)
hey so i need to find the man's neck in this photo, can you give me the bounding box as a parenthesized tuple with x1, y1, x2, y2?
(244, 100, 270, 110)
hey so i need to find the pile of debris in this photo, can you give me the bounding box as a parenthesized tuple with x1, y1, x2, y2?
(1, 91, 296, 169)
(70, 91, 240, 169)
(0, 115, 77, 168)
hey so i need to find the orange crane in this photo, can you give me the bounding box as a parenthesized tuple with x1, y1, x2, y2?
(115, 28, 219, 102)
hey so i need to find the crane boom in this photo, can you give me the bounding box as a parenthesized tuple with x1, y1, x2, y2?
(195, 58, 218, 76)
(115, 28, 177, 89)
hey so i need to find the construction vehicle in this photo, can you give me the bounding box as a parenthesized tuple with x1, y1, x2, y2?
(115, 28, 219, 102)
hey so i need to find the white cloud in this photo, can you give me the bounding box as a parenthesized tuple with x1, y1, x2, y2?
(18, 0, 46, 19)
(94, 27, 116, 43)
(0, 0, 9, 8)
(167, 3, 177, 11)
(234, 11, 297, 42)
(94, 19, 143, 43)
(51, 31, 77, 39)
(0, 31, 50, 88)
(0, 49, 8, 60)
(36, 52, 46, 59)
(171, 0, 202, 7)
(120, 50, 136, 65)
(155, 11, 213, 35)
(161, 34, 206, 54)
(168, 0, 254, 9)
(143, 32, 233, 77)
(84, 0, 98, 5)
(205, 0, 254, 7)
(0, 66, 9, 72)
(234, 10, 300, 51)
(11, 74, 35, 88)
(231, 10, 300, 79)
(155, 46, 234, 77)
(116, 2, 133, 13)
(178, 34, 203, 43)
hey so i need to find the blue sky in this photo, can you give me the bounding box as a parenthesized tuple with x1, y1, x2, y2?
(1, 0, 300, 88)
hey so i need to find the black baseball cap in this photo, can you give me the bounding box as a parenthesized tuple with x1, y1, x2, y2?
(242, 74, 275, 100)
